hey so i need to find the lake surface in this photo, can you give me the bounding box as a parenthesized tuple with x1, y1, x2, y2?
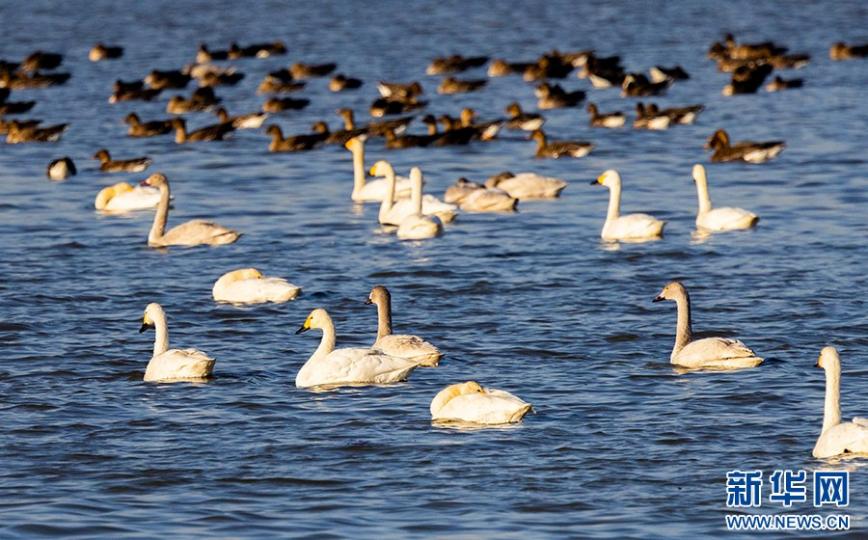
(1, 0, 867, 538)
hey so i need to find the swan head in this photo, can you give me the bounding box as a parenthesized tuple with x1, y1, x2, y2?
(369, 160, 393, 177)
(220, 268, 263, 284)
(296, 308, 330, 334)
(366, 285, 391, 306)
(816, 346, 840, 370)
(653, 281, 687, 303)
(430, 381, 484, 416)
(139, 303, 164, 333)
(141, 172, 167, 188)
(344, 135, 365, 152)
(591, 170, 621, 188)
(692, 164, 707, 184)
(94, 182, 134, 210)
(484, 171, 515, 189)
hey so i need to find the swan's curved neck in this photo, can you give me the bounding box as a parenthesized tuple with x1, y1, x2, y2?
(694, 174, 713, 214)
(604, 182, 621, 223)
(352, 145, 366, 195)
(174, 125, 187, 144)
(148, 183, 171, 244)
(672, 290, 693, 358)
(374, 297, 393, 339)
(378, 167, 396, 219)
(411, 170, 423, 214)
(822, 364, 842, 433)
(151, 309, 169, 357)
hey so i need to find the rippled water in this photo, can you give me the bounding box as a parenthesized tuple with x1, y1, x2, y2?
(2, 0, 868, 537)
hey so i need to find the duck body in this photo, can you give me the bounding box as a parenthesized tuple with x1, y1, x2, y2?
(173, 118, 234, 143)
(213, 268, 300, 304)
(47, 157, 76, 180)
(6, 122, 67, 143)
(706, 129, 784, 163)
(329, 74, 362, 92)
(437, 77, 487, 94)
(94, 149, 152, 173)
(262, 97, 310, 112)
(587, 103, 625, 128)
(431, 382, 532, 425)
(532, 130, 593, 158)
(125, 113, 173, 137)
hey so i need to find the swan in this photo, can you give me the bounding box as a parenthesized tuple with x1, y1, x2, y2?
(397, 171, 444, 240)
(431, 382, 532, 425)
(372, 162, 457, 225)
(295, 308, 418, 388)
(94, 181, 161, 212)
(653, 281, 763, 369)
(366, 286, 442, 366)
(591, 170, 666, 242)
(345, 136, 412, 202)
(692, 164, 759, 232)
(212, 268, 301, 304)
(813, 347, 868, 458)
(444, 178, 518, 212)
(142, 173, 240, 247)
(139, 303, 215, 382)
(484, 171, 567, 200)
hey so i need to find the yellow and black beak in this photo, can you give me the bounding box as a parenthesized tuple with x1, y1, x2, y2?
(589, 179, 599, 185)
(295, 319, 311, 335)
(652, 294, 665, 303)
(139, 321, 154, 333)
(364, 297, 373, 305)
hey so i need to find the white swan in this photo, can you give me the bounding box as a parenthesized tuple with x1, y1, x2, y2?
(345, 136, 413, 202)
(653, 281, 763, 369)
(94, 182, 161, 212)
(813, 347, 868, 458)
(366, 286, 442, 366)
(212, 268, 301, 304)
(139, 303, 215, 382)
(143, 173, 240, 247)
(372, 161, 457, 225)
(398, 169, 443, 240)
(692, 164, 759, 232)
(430, 382, 532, 425)
(484, 172, 567, 200)
(444, 178, 518, 212)
(591, 170, 666, 242)
(295, 308, 419, 388)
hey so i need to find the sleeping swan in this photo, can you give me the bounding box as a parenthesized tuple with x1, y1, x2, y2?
(813, 346, 868, 458)
(430, 382, 532, 425)
(345, 136, 412, 202)
(653, 281, 763, 369)
(94, 181, 161, 212)
(397, 168, 443, 240)
(139, 302, 215, 382)
(366, 285, 442, 366)
(372, 161, 457, 225)
(484, 171, 567, 200)
(444, 178, 518, 212)
(295, 308, 419, 388)
(143, 173, 240, 247)
(591, 170, 665, 242)
(692, 164, 759, 232)
(212, 268, 301, 304)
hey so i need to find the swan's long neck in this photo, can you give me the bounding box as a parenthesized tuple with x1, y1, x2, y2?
(822, 364, 842, 434)
(605, 181, 621, 223)
(352, 145, 366, 195)
(694, 171, 713, 215)
(410, 168, 423, 215)
(375, 297, 393, 340)
(148, 183, 170, 244)
(151, 308, 169, 357)
(672, 290, 693, 358)
(312, 317, 337, 362)
(378, 166, 396, 220)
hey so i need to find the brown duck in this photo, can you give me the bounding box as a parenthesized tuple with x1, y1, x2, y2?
(329, 74, 362, 92)
(93, 149, 152, 173)
(705, 129, 785, 163)
(266, 125, 324, 152)
(125, 113, 173, 137)
(172, 118, 234, 143)
(6, 121, 67, 143)
(531, 129, 593, 159)
(262, 97, 310, 113)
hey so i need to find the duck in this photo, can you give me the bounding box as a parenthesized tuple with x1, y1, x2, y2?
(633, 103, 671, 130)
(426, 54, 488, 75)
(19, 51, 63, 72)
(228, 41, 287, 59)
(621, 73, 671, 97)
(765, 75, 803, 92)
(522, 55, 574, 81)
(172, 118, 234, 143)
(691, 164, 758, 232)
(328, 74, 362, 92)
(504, 102, 544, 131)
(812, 347, 868, 458)
(141, 173, 240, 247)
(139, 303, 215, 382)
(830, 42, 868, 61)
(166, 87, 220, 113)
(265, 124, 324, 152)
(366, 286, 441, 365)
(0, 118, 39, 135)
(0, 70, 70, 89)
(587, 103, 625, 128)
(653, 281, 763, 369)
(197, 69, 244, 87)
(426, 116, 477, 146)
(93, 148, 152, 173)
(643, 103, 704, 125)
(705, 129, 785, 163)
(370, 97, 427, 117)
(337, 108, 413, 137)
(262, 96, 310, 112)
(257, 75, 306, 94)
(457, 108, 502, 140)
(722, 64, 772, 95)
(290, 62, 337, 79)
(536, 83, 586, 109)
(144, 69, 191, 90)
(295, 308, 418, 389)
(484, 171, 567, 200)
(591, 170, 666, 242)
(46, 157, 76, 180)
(110, 80, 161, 103)
(488, 59, 535, 77)
(377, 81, 423, 100)
(310, 121, 366, 145)
(371, 161, 457, 224)
(344, 136, 412, 202)
(124, 113, 173, 137)
(94, 181, 162, 212)
(5, 121, 67, 143)
(531, 129, 593, 158)
(437, 76, 487, 94)
(196, 43, 229, 63)
(384, 127, 438, 149)
(212, 268, 301, 304)
(444, 178, 518, 212)
(214, 107, 267, 129)
(648, 65, 689, 83)
(431, 382, 532, 425)
(397, 169, 445, 240)
(88, 43, 123, 62)
(0, 90, 35, 115)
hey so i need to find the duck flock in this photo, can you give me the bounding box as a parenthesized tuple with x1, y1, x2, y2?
(2, 33, 868, 457)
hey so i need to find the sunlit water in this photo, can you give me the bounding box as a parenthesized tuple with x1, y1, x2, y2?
(1, 0, 867, 538)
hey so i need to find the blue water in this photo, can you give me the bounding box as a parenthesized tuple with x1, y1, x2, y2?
(1, 0, 867, 538)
